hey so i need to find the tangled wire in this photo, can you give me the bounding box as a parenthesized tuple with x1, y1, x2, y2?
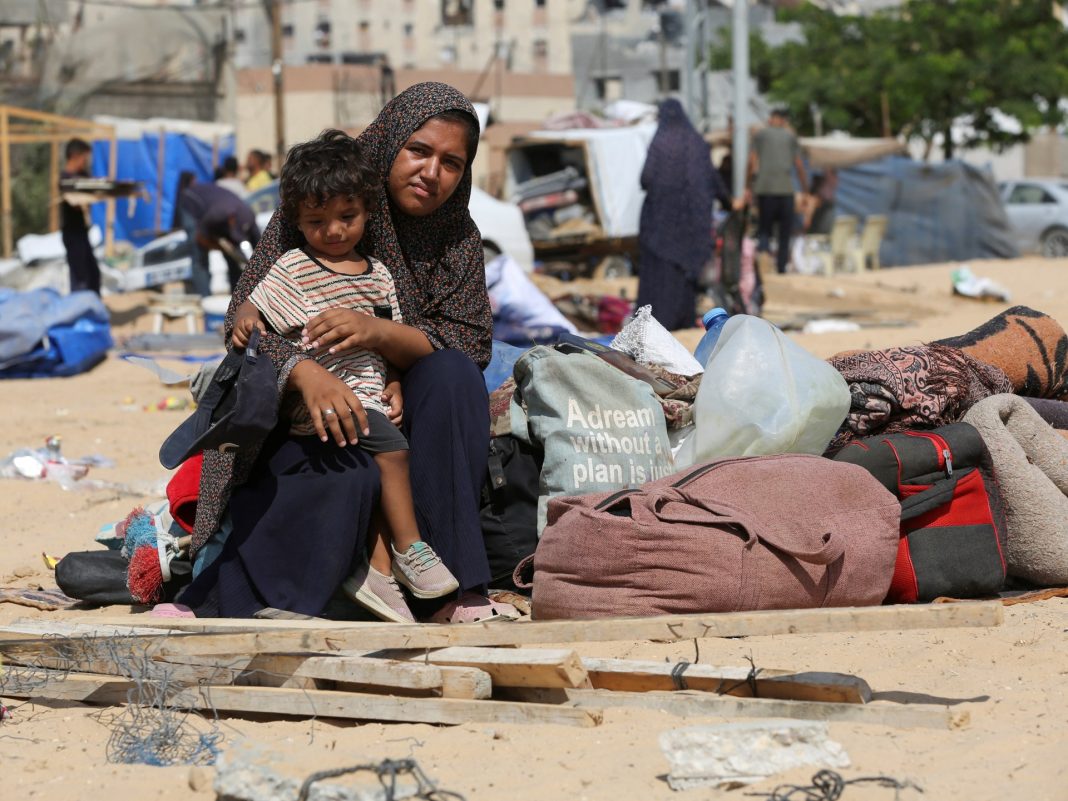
(297, 758, 466, 801)
(749, 770, 924, 801)
(0, 633, 222, 767)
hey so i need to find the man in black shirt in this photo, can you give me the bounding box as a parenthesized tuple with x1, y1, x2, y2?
(59, 139, 101, 295)
(178, 179, 260, 296)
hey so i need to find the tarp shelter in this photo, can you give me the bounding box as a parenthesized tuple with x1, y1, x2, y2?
(508, 124, 657, 239)
(89, 117, 236, 248)
(0, 106, 116, 258)
(835, 156, 1019, 267)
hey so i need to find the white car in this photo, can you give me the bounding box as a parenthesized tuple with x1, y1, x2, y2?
(999, 179, 1068, 258)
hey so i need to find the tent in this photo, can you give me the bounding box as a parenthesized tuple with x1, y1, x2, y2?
(89, 117, 236, 248)
(835, 156, 1019, 267)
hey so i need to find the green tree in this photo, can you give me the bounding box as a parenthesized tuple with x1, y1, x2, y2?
(711, 0, 1068, 160)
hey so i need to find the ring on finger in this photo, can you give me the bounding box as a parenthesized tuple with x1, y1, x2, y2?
(322, 408, 336, 417)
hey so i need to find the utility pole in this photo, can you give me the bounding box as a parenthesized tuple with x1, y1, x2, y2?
(268, 0, 285, 169)
(731, 0, 749, 199)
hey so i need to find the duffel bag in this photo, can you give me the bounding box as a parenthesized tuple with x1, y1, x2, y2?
(531, 454, 900, 619)
(831, 422, 1007, 602)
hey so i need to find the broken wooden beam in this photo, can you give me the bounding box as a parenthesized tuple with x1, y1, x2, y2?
(580, 658, 872, 704)
(504, 687, 970, 730)
(4, 673, 601, 728)
(373, 646, 591, 689)
(72, 601, 1003, 656)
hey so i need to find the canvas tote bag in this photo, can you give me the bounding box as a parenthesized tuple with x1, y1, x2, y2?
(510, 346, 674, 535)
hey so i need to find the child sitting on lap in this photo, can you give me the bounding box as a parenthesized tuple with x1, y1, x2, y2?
(232, 129, 458, 623)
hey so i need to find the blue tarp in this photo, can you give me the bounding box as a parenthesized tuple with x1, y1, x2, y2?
(90, 132, 236, 248)
(835, 156, 1019, 267)
(0, 288, 113, 378)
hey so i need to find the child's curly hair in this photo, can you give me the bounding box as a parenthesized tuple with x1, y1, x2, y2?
(279, 129, 379, 224)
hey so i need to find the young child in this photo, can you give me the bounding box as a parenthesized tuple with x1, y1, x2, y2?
(231, 129, 458, 623)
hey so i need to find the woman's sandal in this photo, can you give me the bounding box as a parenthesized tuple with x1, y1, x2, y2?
(149, 602, 195, 618)
(428, 591, 522, 624)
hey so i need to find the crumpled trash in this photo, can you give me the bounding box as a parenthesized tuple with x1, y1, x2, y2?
(953, 265, 1011, 302)
(801, 318, 863, 335)
(0, 435, 114, 489)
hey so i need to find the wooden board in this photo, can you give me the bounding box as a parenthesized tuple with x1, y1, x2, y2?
(73, 602, 1003, 656)
(375, 646, 590, 689)
(5, 673, 601, 728)
(580, 658, 871, 704)
(505, 687, 970, 730)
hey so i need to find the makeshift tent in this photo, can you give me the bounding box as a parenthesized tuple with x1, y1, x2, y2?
(835, 156, 1019, 267)
(89, 117, 236, 248)
(0, 287, 112, 378)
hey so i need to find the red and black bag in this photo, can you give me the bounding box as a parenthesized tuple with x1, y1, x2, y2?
(831, 422, 1007, 603)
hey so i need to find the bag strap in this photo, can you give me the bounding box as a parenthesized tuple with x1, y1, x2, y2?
(636, 488, 845, 566)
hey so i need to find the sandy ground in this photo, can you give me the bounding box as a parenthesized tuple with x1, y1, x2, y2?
(2, 258, 1068, 801)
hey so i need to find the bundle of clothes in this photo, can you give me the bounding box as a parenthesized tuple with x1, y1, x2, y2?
(55, 305, 1068, 621)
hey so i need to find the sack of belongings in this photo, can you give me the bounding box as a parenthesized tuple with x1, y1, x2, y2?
(529, 454, 900, 619)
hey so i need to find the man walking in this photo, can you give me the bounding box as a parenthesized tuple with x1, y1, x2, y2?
(59, 139, 101, 295)
(746, 109, 808, 274)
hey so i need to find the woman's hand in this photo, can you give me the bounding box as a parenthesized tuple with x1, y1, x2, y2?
(382, 379, 404, 426)
(302, 308, 383, 355)
(287, 360, 370, 446)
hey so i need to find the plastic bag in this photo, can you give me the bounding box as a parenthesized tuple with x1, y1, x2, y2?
(674, 315, 849, 467)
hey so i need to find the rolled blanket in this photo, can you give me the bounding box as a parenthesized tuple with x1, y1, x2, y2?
(1023, 397, 1068, 430)
(934, 306, 1068, 398)
(963, 394, 1068, 586)
(828, 344, 1013, 450)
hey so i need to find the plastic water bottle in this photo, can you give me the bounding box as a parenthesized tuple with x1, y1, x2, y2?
(693, 308, 730, 368)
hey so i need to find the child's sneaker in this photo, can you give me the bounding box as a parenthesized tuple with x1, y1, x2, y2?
(342, 560, 415, 623)
(391, 541, 460, 599)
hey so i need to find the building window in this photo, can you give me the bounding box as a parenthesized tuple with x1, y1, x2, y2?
(442, 0, 474, 26)
(281, 23, 294, 38)
(594, 76, 622, 101)
(652, 69, 680, 92)
(493, 0, 504, 9)
(358, 20, 371, 51)
(533, 39, 548, 72)
(234, 28, 246, 43)
(536, 0, 546, 6)
(404, 23, 414, 36)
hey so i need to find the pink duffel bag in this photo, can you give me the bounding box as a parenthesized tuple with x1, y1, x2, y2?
(530, 454, 902, 619)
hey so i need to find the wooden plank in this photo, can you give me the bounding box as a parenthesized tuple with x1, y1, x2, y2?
(581, 658, 871, 704)
(77, 602, 1004, 656)
(157, 652, 491, 699)
(505, 688, 969, 731)
(5, 674, 601, 728)
(376, 646, 590, 689)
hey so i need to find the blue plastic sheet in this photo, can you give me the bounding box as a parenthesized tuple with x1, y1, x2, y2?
(90, 132, 236, 248)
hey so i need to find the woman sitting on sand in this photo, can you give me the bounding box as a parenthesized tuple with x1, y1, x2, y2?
(176, 83, 512, 623)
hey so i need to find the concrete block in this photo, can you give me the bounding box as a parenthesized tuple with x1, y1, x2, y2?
(213, 741, 422, 801)
(659, 718, 850, 790)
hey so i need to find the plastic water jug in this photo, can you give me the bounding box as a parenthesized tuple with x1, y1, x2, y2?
(675, 315, 851, 467)
(693, 307, 730, 368)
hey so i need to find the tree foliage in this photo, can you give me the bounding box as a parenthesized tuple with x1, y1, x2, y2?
(711, 0, 1068, 159)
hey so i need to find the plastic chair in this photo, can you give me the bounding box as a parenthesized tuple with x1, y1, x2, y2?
(851, 214, 888, 272)
(811, 215, 857, 277)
